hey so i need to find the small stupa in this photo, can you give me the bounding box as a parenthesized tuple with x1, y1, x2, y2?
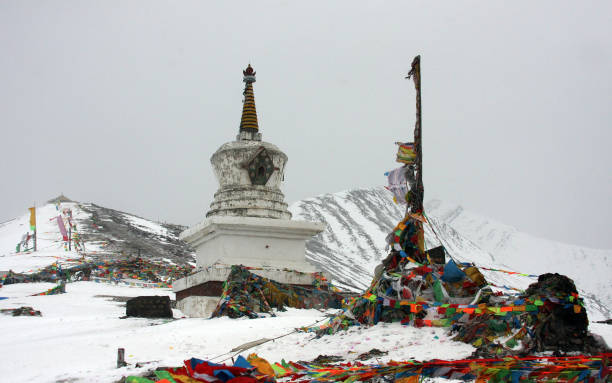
(173, 65, 325, 317)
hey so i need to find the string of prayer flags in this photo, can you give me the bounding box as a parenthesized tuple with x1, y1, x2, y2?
(128, 353, 612, 383)
(32, 281, 65, 296)
(477, 266, 538, 278)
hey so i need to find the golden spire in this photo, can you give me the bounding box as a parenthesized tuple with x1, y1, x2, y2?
(239, 64, 259, 132)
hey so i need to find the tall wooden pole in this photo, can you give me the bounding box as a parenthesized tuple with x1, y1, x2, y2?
(406, 55, 423, 213)
(32, 204, 37, 252)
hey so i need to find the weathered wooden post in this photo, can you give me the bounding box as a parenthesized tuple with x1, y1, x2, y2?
(117, 348, 126, 368)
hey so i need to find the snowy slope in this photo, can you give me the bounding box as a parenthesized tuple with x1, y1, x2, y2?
(0, 202, 90, 273)
(290, 187, 404, 291)
(0, 200, 194, 277)
(290, 187, 612, 320)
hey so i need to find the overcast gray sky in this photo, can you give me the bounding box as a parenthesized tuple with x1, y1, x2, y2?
(1, 1, 611, 248)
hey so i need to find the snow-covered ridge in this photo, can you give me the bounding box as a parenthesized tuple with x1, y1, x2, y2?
(290, 187, 611, 320)
(0, 201, 195, 275)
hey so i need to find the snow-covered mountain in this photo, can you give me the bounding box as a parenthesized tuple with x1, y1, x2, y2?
(1, 189, 609, 320)
(290, 187, 612, 320)
(1, 190, 610, 382)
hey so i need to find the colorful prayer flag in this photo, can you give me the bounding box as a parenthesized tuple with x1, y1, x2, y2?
(396, 142, 417, 164)
(29, 207, 36, 231)
(56, 215, 69, 241)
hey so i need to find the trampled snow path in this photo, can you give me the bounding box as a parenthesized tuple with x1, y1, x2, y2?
(0, 282, 610, 382)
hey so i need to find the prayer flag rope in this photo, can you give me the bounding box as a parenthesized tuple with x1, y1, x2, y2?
(477, 266, 539, 278)
(127, 352, 612, 383)
(1, 257, 193, 287)
(31, 283, 65, 296)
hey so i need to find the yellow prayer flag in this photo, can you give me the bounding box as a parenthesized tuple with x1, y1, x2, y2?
(29, 207, 36, 231)
(395, 376, 419, 383)
(247, 353, 276, 377)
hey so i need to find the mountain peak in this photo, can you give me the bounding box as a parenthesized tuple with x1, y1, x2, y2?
(46, 194, 73, 204)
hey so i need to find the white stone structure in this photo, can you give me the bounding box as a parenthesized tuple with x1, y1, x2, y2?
(174, 65, 325, 317)
(182, 216, 322, 272)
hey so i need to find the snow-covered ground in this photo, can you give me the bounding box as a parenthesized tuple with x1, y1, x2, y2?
(0, 281, 479, 382)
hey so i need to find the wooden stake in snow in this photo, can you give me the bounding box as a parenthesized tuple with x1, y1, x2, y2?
(117, 348, 127, 368)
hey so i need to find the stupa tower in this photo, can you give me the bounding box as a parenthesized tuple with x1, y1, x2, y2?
(206, 64, 291, 219)
(174, 65, 326, 317)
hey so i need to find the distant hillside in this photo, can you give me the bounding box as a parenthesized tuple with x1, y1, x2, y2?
(77, 202, 193, 264)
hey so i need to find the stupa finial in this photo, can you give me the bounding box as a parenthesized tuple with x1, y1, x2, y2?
(239, 64, 259, 134)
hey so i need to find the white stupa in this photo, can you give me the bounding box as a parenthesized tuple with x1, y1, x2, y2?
(173, 65, 325, 317)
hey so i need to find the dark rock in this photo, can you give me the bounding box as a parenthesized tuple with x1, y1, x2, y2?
(525, 273, 602, 353)
(1, 306, 42, 316)
(356, 348, 388, 361)
(426, 245, 446, 265)
(126, 296, 173, 318)
(306, 355, 344, 365)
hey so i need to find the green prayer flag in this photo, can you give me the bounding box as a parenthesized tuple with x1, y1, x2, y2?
(154, 371, 177, 383)
(271, 363, 288, 376)
(125, 377, 155, 383)
(433, 280, 444, 302)
(505, 337, 518, 348)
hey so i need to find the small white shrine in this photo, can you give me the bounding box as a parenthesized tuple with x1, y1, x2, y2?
(174, 65, 325, 317)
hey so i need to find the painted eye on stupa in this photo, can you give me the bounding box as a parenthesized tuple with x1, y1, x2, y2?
(248, 148, 274, 185)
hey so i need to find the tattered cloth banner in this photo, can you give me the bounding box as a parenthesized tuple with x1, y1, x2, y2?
(396, 142, 416, 164)
(53, 215, 69, 241)
(126, 352, 612, 383)
(385, 166, 409, 205)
